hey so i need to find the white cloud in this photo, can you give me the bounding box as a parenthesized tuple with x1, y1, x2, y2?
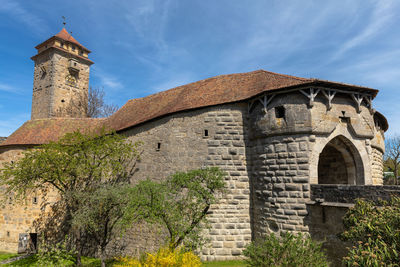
(0, 82, 23, 94)
(0, 83, 14, 92)
(91, 67, 123, 90)
(151, 73, 196, 93)
(124, 0, 172, 50)
(331, 0, 397, 61)
(0, 0, 49, 36)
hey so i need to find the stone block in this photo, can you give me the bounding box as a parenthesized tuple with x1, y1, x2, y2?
(275, 144, 287, 152)
(285, 170, 297, 176)
(288, 143, 299, 152)
(292, 176, 308, 183)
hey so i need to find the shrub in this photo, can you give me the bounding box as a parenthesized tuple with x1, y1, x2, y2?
(36, 236, 76, 267)
(341, 197, 400, 266)
(243, 232, 328, 267)
(114, 246, 201, 267)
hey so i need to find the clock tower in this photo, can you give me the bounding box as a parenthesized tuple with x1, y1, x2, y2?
(31, 28, 93, 119)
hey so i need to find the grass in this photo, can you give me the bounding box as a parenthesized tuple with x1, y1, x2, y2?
(0, 252, 18, 262)
(0, 255, 106, 266)
(202, 260, 246, 266)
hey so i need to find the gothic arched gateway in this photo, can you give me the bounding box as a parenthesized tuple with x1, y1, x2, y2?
(318, 135, 365, 185)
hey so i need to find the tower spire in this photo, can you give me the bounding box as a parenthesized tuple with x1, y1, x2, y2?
(62, 16, 66, 28)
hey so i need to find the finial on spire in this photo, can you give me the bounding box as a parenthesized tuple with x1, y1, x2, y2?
(62, 16, 66, 28)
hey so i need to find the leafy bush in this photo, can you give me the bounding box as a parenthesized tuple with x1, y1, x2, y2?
(36, 236, 76, 266)
(243, 232, 328, 267)
(341, 197, 400, 266)
(114, 246, 201, 267)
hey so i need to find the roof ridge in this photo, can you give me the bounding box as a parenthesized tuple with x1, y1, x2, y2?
(259, 69, 311, 82)
(54, 28, 90, 51)
(30, 117, 106, 122)
(129, 70, 269, 99)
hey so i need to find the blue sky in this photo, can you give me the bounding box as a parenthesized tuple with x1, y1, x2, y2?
(0, 0, 400, 137)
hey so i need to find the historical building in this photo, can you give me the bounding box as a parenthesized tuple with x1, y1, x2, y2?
(0, 29, 389, 260)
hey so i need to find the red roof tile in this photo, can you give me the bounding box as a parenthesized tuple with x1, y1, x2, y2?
(54, 28, 88, 50)
(0, 70, 382, 147)
(35, 28, 90, 52)
(1, 118, 106, 147)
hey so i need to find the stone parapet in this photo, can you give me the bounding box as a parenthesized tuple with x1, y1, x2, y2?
(310, 184, 400, 204)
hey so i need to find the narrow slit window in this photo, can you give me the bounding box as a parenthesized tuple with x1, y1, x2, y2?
(32, 196, 38, 204)
(7, 231, 10, 237)
(157, 142, 161, 151)
(275, 106, 285, 119)
(204, 129, 209, 137)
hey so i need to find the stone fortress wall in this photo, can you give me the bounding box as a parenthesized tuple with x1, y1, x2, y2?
(0, 147, 35, 252)
(107, 89, 384, 260)
(0, 85, 386, 259)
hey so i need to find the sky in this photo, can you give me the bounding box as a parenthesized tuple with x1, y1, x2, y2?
(0, 0, 400, 137)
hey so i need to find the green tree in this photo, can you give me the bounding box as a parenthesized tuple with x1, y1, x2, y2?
(127, 167, 226, 250)
(384, 135, 400, 185)
(71, 185, 132, 267)
(0, 129, 141, 265)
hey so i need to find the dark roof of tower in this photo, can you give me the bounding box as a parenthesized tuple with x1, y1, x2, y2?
(0, 70, 384, 147)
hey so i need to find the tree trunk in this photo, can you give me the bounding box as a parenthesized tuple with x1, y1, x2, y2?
(76, 230, 82, 266)
(100, 247, 106, 267)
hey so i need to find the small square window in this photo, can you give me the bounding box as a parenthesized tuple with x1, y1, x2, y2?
(275, 106, 285, 119)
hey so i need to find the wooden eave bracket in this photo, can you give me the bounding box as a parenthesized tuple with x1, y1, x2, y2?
(300, 88, 320, 107)
(321, 90, 336, 110)
(351, 93, 365, 113)
(363, 95, 374, 114)
(248, 93, 275, 113)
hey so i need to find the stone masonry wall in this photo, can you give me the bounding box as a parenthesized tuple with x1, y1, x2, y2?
(371, 147, 383, 185)
(121, 103, 251, 260)
(0, 147, 40, 253)
(201, 104, 251, 261)
(32, 49, 90, 119)
(310, 184, 400, 203)
(250, 134, 311, 238)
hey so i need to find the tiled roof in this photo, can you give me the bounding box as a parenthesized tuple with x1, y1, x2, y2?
(35, 28, 90, 52)
(0, 70, 382, 147)
(54, 28, 89, 51)
(0, 118, 105, 147)
(107, 70, 311, 131)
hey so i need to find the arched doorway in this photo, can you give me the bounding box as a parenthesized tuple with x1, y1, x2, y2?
(318, 136, 364, 184)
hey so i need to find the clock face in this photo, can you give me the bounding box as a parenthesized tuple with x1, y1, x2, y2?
(65, 74, 77, 87)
